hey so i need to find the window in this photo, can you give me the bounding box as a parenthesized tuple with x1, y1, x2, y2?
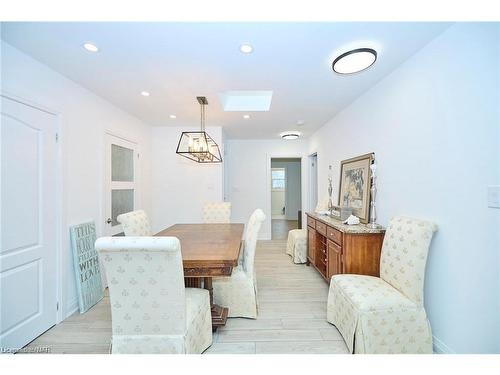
(271, 168, 286, 191)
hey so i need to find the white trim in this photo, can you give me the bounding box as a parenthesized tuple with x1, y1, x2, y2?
(308, 152, 318, 213)
(433, 335, 455, 354)
(1, 92, 65, 325)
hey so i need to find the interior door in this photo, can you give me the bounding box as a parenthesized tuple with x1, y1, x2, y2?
(1, 96, 58, 351)
(104, 134, 138, 236)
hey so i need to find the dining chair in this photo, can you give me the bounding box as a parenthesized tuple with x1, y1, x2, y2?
(326, 216, 438, 353)
(212, 208, 265, 319)
(202, 202, 231, 224)
(95, 236, 212, 354)
(117, 209, 152, 236)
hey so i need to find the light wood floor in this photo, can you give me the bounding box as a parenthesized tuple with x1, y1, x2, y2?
(24, 240, 348, 354)
(271, 219, 299, 240)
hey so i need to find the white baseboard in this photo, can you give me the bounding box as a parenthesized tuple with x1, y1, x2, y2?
(63, 298, 79, 320)
(259, 232, 271, 240)
(433, 335, 455, 354)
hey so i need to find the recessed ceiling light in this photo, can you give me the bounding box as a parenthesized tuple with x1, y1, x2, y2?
(280, 131, 301, 140)
(296, 120, 305, 127)
(243, 114, 250, 119)
(240, 44, 253, 54)
(83, 42, 99, 52)
(169, 114, 177, 119)
(332, 48, 377, 74)
(141, 91, 150, 97)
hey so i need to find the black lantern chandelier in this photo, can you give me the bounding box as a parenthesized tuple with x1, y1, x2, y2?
(176, 96, 222, 163)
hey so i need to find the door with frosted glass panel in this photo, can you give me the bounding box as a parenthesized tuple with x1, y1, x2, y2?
(104, 134, 139, 236)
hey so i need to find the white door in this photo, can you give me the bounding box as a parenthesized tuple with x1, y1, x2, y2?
(0, 96, 58, 351)
(104, 134, 139, 236)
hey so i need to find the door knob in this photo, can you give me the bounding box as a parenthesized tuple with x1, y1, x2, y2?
(106, 218, 112, 224)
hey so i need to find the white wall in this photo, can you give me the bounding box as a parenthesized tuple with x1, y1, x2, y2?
(271, 159, 302, 220)
(271, 190, 285, 216)
(1, 41, 153, 319)
(225, 140, 308, 239)
(309, 23, 500, 353)
(151, 126, 224, 233)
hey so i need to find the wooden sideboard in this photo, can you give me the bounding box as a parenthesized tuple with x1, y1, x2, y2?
(306, 212, 385, 281)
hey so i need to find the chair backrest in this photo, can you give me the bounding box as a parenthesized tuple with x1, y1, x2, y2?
(202, 202, 231, 224)
(380, 216, 437, 306)
(95, 237, 186, 338)
(241, 209, 266, 275)
(117, 210, 152, 236)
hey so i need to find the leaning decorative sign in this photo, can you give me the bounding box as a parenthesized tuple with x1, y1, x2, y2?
(70, 221, 103, 313)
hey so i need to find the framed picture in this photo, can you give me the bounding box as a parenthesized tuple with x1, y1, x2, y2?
(338, 153, 374, 223)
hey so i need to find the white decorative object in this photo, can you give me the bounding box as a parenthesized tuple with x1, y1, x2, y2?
(202, 202, 231, 223)
(95, 236, 213, 354)
(327, 165, 334, 215)
(212, 209, 265, 318)
(286, 229, 307, 264)
(116, 209, 152, 236)
(70, 221, 103, 313)
(326, 216, 438, 353)
(367, 161, 381, 229)
(343, 215, 360, 225)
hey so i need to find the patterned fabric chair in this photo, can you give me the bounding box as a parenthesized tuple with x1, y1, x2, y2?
(95, 237, 212, 354)
(202, 202, 231, 224)
(286, 229, 307, 264)
(117, 210, 152, 236)
(212, 208, 265, 318)
(327, 216, 438, 354)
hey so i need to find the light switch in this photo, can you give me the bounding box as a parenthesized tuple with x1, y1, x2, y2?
(488, 186, 500, 208)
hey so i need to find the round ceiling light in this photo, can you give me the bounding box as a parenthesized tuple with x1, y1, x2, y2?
(280, 131, 301, 140)
(332, 48, 377, 74)
(240, 44, 253, 54)
(83, 42, 99, 52)
(141, 91, 150, 97)
(169, 114, 177, 119)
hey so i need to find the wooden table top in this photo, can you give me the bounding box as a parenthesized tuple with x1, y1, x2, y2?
(155, 223, 244, 274)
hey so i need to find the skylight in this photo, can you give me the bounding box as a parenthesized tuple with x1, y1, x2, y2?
(219, 90, 273, 111)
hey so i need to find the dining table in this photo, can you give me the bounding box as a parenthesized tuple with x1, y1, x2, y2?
(155, 223, 244, 329)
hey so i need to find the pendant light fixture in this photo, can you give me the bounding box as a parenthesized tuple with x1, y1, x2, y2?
(176, 96, 222, 163)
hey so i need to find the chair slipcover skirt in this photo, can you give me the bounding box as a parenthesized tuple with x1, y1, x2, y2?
(286, 229, 307, 264)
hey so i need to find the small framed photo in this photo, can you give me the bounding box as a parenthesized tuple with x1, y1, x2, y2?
(338, 153, 374, 223)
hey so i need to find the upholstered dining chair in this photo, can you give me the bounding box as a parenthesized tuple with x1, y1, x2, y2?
(117, 209, 152, 236)
(326, 216, 438, 354)
(212, 208, 265, 319)
(202, 202, 231, 224)
(95, 237, 212, 354)
(286, 228, 307, 264)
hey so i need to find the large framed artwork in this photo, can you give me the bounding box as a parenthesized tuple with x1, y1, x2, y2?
(338, 153, 374, 223)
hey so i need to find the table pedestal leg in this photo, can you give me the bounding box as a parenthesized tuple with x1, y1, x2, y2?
(203, 277, 228, 330)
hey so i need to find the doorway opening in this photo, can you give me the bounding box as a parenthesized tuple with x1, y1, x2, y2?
(271, 158, 302, 240)
(309, 153, 318, 213)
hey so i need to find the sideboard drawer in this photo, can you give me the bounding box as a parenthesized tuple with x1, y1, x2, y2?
(307, 217, 316, 228)
(316, 221, 327, 236)
(327, 227, 342, 245)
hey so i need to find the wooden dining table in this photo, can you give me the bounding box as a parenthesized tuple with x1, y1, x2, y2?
(155, 223, 244, 329)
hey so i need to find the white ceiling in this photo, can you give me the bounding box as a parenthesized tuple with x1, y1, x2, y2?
(1, 22, 451, 139)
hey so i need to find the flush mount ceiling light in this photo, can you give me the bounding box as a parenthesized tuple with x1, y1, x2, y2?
(169, 114, 177, 119)
(141, 91, 150, 97)
(332, 48, 377, 74)
(176, 97, 222, 163)
(83, 42, 99, 52)
(280, 131, 301, 140)
(239, 44, 253, 54)
(243, 114, 250, 119)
